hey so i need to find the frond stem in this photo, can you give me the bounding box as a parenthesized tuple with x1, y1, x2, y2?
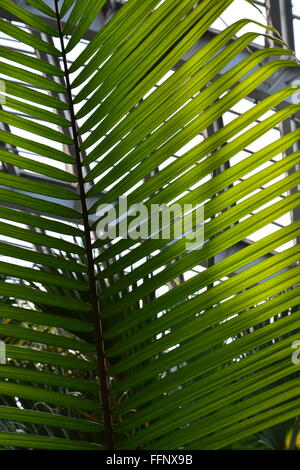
(54, 0, 114, 450)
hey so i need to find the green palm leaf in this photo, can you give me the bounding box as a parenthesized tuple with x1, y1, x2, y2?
(0, 0, 299, 450)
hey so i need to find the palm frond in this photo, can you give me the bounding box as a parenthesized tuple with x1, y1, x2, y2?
(0, 0, 299, 450)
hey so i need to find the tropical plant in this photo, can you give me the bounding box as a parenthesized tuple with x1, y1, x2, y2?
(0, 0, 299, 450)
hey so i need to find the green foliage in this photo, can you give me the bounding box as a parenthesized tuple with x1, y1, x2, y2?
(0, 0, 299, 450)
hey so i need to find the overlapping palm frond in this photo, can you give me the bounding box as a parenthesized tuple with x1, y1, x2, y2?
(0, 0, 299, 450)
